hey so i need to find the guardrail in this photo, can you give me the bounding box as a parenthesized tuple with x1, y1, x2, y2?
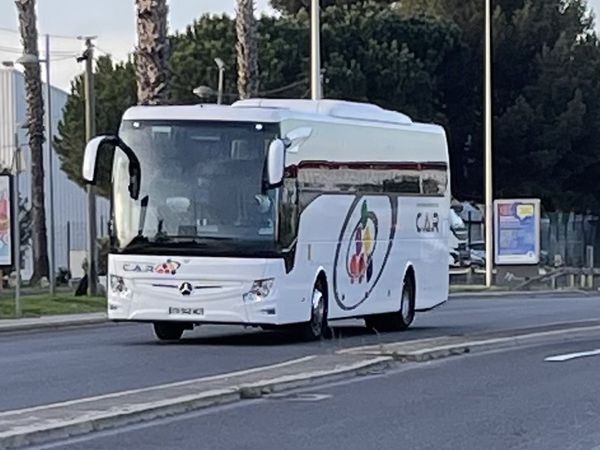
(450, 266, 600, 290)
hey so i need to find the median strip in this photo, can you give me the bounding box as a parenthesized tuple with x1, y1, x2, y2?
(338, 320, 600, 361)
(0, 354, 392, 450)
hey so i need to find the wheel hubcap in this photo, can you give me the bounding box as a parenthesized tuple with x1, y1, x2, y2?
(401, 287, 411, 322)
(310, 289, 325, 336)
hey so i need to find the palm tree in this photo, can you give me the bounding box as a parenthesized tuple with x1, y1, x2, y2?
(14, 0, 49, 283)
(236, 0, 259, 99)
(135, 0, 170, 105)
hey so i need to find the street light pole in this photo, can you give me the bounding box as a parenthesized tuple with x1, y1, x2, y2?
(192, 85, 217, 101)
(214, 58, 225, 105)
(310, 0, 322, 100)
(12, 131, 21, 317)
(81, 37, 98, 296)
(45, 34, 56, 296)
(484, 0, 494, 287)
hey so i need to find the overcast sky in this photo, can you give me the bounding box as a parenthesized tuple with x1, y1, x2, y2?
(0, 0, 599, 92)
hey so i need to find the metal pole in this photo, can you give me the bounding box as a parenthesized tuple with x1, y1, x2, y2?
(484, 0, 494, 287)
(310, 0, 322, 100)
(66, 220, 70, 275)
(84, 37, 98, 296)
(45, 34, 56, 296)
(468, 211, 472, 248)
(13, 131, 21, 317)
(217, 67, 224, 105)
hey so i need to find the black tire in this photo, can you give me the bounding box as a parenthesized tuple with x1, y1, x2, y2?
(365, 276, 415, 332)
(153, 322, 185, 341)
(297, 279, 330, 341)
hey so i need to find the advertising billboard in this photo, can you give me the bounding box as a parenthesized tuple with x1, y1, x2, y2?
(494, 199, 540, 265)
(0, 174, 14, 268)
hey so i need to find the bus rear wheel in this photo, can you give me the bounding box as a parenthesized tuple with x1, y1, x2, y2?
(153, 322, 185, 341)
(366, 276, 415, 332)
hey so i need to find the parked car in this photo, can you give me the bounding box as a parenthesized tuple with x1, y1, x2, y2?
(449, 209, 471, 267)
(449, 251, 459, 268)
(469, 241, 485, 267)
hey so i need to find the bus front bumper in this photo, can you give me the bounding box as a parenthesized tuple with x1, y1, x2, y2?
(106, 255, 309, 326)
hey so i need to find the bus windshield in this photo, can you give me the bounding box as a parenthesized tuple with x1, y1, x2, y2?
(113, 120, 279, 255)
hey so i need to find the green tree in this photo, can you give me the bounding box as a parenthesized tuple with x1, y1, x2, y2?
(400, 0, 600, 211)
(54, 0, 600, 215)
(236, 0, 260, 98)
(492, 0, 600, 211)
(169, 15, 237, 104)
(53, 56, 136, 198)
(270, 0, 396, 15)
(15, 0, 49, 282)
(135, 0, 170, 105)
(55, 7, 465, 196)
(18, 196, 32, 261)
(170, 5, 463, 113)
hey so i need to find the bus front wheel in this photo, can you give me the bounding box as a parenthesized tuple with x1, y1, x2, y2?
(297, 280, 330, 341)
(153, 322, 185, 341)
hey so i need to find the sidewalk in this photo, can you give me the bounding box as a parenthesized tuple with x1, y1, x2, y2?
(449, 288, 596, 299)
(0, 312, 107, 334)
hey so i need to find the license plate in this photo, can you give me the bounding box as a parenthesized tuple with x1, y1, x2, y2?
(168, 307, 204, 316)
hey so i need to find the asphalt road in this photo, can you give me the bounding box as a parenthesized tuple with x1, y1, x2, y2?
(1, 295, 599, 413)
(42, 334, 600, 450)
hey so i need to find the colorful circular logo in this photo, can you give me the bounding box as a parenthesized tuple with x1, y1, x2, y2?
(154, 259, 181, 275)
(346, 201, 378, 284)
(333, 196, 398, 311)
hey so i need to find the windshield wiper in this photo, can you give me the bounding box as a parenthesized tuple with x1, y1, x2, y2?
(120, 235, 237, 253)
(137, 195, 149, 237)
(153, 235, 236, 244)
(122, 234, 151, 251)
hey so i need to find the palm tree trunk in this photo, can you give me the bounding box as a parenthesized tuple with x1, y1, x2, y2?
(14, 0, 49, 283)
(135, 0, 170, 105)
(236, 0, 259, 99)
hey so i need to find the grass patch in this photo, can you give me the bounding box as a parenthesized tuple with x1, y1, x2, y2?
(0, 294, 106, 319)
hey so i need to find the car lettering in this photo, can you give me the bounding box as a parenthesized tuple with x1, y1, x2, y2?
(416, 212, 440, 233)
(123, 264, 154, 273)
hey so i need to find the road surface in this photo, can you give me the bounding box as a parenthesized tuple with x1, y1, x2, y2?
(41, 334, 600, 450)
(1, 294, 598, 413)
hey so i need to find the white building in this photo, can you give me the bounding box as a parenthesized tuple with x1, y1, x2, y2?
(0, 67, 109, 279)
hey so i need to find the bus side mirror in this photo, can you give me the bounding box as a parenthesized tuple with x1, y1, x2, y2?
(82, 135, 110, 183)
(284, 127, 312, 153)
(266, 139, 285, 187)
(82, 135, 141, 200)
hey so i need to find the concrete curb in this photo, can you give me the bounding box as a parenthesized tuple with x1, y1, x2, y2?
(339, 323, 600, 362)
(0, 388, 241, 450)
(0, 313, 108, 334)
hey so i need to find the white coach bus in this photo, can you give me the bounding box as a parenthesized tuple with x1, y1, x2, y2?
(82, 99, 450, 341)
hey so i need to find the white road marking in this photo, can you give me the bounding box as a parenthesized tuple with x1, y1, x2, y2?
(544, 349, 600, 362)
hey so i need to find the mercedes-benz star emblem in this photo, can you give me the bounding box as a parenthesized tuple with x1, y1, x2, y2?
(179, 282, 193, 296)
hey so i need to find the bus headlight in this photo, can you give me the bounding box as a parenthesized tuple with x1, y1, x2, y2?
(110, 275, 131, 299)
(243, 279, 274, 303)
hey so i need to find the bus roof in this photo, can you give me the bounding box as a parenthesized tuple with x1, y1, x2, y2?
(122, 99, 443, 134)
